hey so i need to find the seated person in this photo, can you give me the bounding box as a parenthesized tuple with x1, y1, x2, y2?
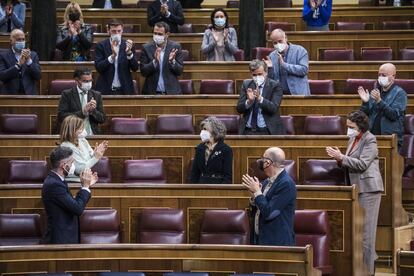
(140, 22, 183, 95)
(147, 0, 184, 33)
(59, 115, 108, 183)
(201, 8, 238, 61)
(56, 2, 93, 61)
(190, 116, 233, 184)
(57, 67, 106, 135)
(92, 0, 122, 8)
(0, 0, 25, 32)
(0, 29, 41, 95)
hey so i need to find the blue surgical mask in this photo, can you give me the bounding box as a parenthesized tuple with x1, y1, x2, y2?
(214, 18, 226, 27)
(14, 41, 25, 52)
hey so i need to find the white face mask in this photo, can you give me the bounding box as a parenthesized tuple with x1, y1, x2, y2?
(64, 162, 76, 176)
(81, 81, 92, 92)
(274, 42, 286, 53)
(253, 75, 265, 87)
(153, 34, 166, 45)
(78, 129, 88, 139)
(378, 76, 389, 87)
(111, 34, 121, 43)
(214, 18, 226, 27)
(200, 130, 211, 142)
(347, 127, 359, 138)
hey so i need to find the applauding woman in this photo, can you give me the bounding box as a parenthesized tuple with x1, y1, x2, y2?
(56, 2, 93, 61)
(59, 115, 108, 183)
(201, 8, 238, 61)
(190, 117, 233, 184)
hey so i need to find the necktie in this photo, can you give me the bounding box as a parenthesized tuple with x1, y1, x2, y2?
(7, 18, 11, 32)
(250, 85, 262, 129)
(80, 91, 87, 108)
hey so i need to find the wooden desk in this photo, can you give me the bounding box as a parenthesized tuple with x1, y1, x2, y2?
(0, 244, 322, 276)
(24, 7, 414, 33)
(397, 250, 414, 276)
(0, 135, 406, 268)
(27, 61, 414, 94)
(2, 95, 414, 135)
(0, 184, 362, 276)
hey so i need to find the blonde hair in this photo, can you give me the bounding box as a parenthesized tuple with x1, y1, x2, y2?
(60, 115, 84, 146)
(63, 1, 84, 25)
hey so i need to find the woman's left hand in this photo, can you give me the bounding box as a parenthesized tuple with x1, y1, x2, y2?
(326, 146, 343, 161)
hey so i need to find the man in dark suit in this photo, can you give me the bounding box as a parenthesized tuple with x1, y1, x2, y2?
(147, 0, 185, 33)
(92, 0, 122, 8)
(140, 22, 183, 94)
(0, 29, 41, 95)
(94, 19, 139, 95)
(242, 147, 296, 246)
(236, 59, 285, 135)
(42, 146, 98, 244)
(57, 68, 106, 135)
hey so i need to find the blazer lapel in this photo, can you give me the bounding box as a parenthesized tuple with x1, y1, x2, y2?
(261, 79, 271, 100)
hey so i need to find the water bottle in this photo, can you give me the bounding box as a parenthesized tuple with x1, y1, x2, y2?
(394, 0, 401, 7)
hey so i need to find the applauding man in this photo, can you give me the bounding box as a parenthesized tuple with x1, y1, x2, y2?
(147, 0, 184, 33)
(94, 19, 139, 95)
(0, 29, 41, 95)
(140, 22, 183, 95)
(42, 146, 98, 244)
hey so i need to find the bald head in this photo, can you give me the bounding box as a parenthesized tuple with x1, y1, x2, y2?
(378, 63, 396, 88)
(10, 29, 25, 51)
(379, 63, 396, 76)
(270, 29, 287, 44)
(264, 147, 285, 167)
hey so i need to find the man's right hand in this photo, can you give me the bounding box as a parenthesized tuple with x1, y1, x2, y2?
(247, 88, 255, 103)
(155, 47, 162, 63)
(80, 168, 98, 188)
(18, 52, 26, 66)
(263, 56, 273, 68)
(357, 86, 370, 103)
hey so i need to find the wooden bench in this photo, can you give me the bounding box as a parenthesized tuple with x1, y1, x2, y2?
(0, 244, 322, 276)
(397, 249, 414, 276)
(0, 184, 362, 276)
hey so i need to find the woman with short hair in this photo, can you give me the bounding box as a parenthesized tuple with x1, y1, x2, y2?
(190, 116, 233, 184)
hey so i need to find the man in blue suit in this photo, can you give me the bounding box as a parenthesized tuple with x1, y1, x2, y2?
(94, 19, 139, 95)
(0, 29, 41, 95)
(42, 146, 97, 244)
(242, 147, 296, 246)
(265, 29, 310, 96)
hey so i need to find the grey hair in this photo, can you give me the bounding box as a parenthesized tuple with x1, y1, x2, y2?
(201, 116, 227, 142)
(249, 59, 268, 72)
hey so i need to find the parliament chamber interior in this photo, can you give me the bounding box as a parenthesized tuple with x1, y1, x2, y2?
(1, 0, 414, 275)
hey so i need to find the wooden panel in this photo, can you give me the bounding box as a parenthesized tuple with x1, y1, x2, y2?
(0, 184, 361, 276)
(0, 244, 321, 276)
(397, 250, 414, 276)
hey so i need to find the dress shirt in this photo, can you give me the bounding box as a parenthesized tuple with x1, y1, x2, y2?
(245, 84, 266, 128)
(107, 39, 121, 88)
(279, 47, 290, 93)
(76, 86, 93, 135)
(104, 0, 113, 9)
(156, 47, 166, 93)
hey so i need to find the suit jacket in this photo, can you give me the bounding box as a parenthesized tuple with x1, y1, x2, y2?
(0, 48, 41, 95)
(341, 131, 384, 194)
(94, 38, 139, 95)
(0, 3, 25, 32)
(42, 171, 91, 244)
(57, 87, 106, 134)
(360, 83, 407, 149)
(268, 43, 310, 96)
(201, 27, 238, 61)
(56, 23, 93, 61)
(178, 0, 203, 8)
(236, 78, 285, 135)
(190, 140, 233, 184)
(92, 0, 122, 8)
(147, 0, 185, 33)
(140, 40, 183, 94)
(251, 170, 296, 246)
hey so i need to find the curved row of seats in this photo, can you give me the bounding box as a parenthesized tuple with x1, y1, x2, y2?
(0, 208, 332, 274)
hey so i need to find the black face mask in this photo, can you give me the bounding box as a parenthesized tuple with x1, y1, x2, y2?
(257, 158, 273, 171)
(68, 12, 80, 22)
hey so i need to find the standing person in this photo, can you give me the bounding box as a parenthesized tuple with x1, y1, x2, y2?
(140, 21, 183, 94)
(236, 59, 284, 135)
(302, 0, 332, 31)
(190, 117, 233, 184)
(147, 0, 185, 33)
(92, 0, 122, 8)
(0, 29, 41, 95)
(56, 2, 93, 61)
(57, 68, 106, 135)
(264, 29, 310, 96)
(42, 146, 98, 244)
(0, 0, 25, 32)
(201, 8, 238, 61)
(326, 110, 384, 275)
(242, 147, 296, 246)
(94, 19, 139, 95)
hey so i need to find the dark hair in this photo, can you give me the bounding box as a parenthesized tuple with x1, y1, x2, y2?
(210, 8, 229, 29)
(50, 146, 73, 169)
(1, 0, 20, 6)
(154, 21, 170, 33)
(73, 67, 92, 79)
(107, 19, 124, 28)
(347, 110, 370, 132)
